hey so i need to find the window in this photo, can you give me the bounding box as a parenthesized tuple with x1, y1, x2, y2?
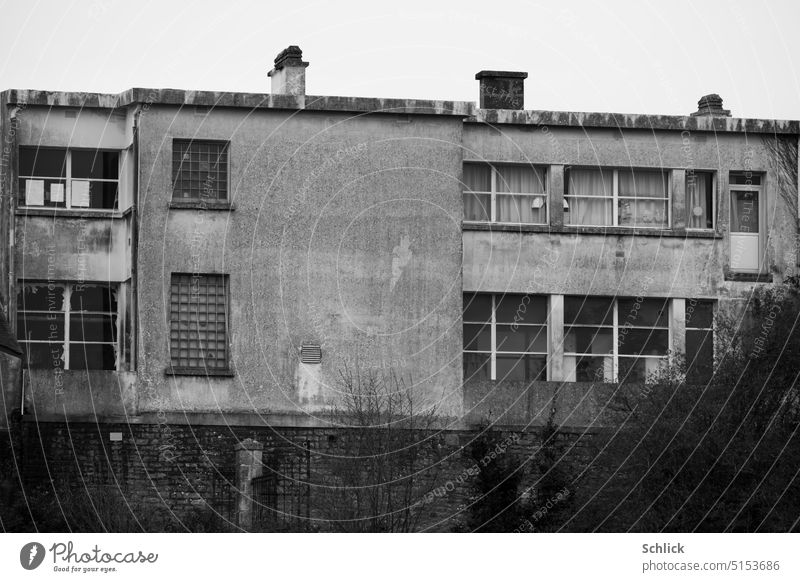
(729, 172, 764, 272)
(463, 293, 548, 381)
(19, 148, 119, 209)
(686, 171, 715, 229)
(565, 168, 669, 228)
(685, 300, 714, 383)
(564, 296, 669, 382)
(463, 163, 547, 224)
(169, 274, 229, 372)
(17, 282, 119, 370)
(172, 140, 229, 201)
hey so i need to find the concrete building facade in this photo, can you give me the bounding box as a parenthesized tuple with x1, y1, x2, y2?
(2, 46, 798, 530)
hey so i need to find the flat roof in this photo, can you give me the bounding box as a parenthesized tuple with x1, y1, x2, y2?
(4, 88, 798, 135)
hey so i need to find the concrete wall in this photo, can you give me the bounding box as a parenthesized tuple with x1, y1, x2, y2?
(136, 107, 464, 417)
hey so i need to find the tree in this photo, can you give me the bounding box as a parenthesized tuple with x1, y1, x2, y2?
(576, 279, 800, 532)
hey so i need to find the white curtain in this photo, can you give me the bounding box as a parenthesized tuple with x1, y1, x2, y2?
(687, 173, 711, 229)
(618, 170, 667, 198)
(618, 170, 667, 227)
(567, 169, 613, 225)
(463, 163, 491, 192)
(495, 166, 546, 223)
(495, 165, 545, 193)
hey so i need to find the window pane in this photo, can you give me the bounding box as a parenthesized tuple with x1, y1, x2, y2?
(463, 163, 491, 192)
(567, 168, 613, 197)
(22, 342, 64, 369)
(19, 148, 67, 177)
(463, 192, 490, 221)
(618, 199, 668, 228)
(463, 352, 490, 380)
(565, 297, 613, 326)
(496, 194, 546, 224)
(686, 172, 714, 229)
(686, 329, 713, 383)
(617, 169, 668, 199)
(71, 285, 117, 312)
(69, 343, 116, 370)
(618, 357, 664, 383)
(72, 151, 119, 180)
(495, 166, 546, 193)
(496, 354, 547, 382)
(17, 313, 64, 341)
(565, 355, 612, 382)
(70, 314, 117, 342)
(686, 300, 713, 329)
(496, 325, 547, 353)
(564, 197, 613, 226)
(18, 283, 64, 311)
(19, 178, 68, 207)
(463, 294, 492, 323)
(618, 298, 669, 327)
(730, 190, 759, 233)
(564, 327, 613, 354)
(618, 329, 669, 356)
(463, 323, 491, 351)
(730, 173, 761, 186)
(496, 294, 547, 324)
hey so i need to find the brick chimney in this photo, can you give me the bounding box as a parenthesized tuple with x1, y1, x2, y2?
(691, 93, 731, 117)
(268, 45, 308, 98)
(475, 70, 527, 110)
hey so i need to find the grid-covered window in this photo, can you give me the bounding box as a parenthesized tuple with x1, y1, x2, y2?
(564, 296, 669, 382)
(169, 274, 229, 371)
(19, 148, 119, 209)
(463, 293, 548, 381)
(686, 300, 714, 383)
(17, 282, 118, 370)
(565, 168, 669, 228)
(463, 163, 547, 224)
(172, 140, 229, 201)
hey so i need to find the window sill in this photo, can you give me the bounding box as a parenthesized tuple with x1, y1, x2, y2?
(724, 271, 773, 283)
(16, 206, 133, 219)
(462, 222, 722, 238)
(165, 367, 235, 377)
(169, 200, 235, 211)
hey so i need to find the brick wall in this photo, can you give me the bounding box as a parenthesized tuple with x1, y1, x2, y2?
(17, 420, 601, 532)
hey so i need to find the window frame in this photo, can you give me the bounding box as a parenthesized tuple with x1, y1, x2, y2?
(685, 299, 715, 384)
(18, 147, 121, 210)
(171, 139, 231, 203)
(168, 273, 231, 375)
(17, 280, 121, 371)
(728, 172, 765, 273)
(462, 162, 549, 226)
(564, 167, 671, 229)
(463, 293, 549, 381)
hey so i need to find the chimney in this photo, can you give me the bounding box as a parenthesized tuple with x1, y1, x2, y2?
(268, 45, 308, 98)
(691, 93, 731, 117)
(475, 70, 528, 110)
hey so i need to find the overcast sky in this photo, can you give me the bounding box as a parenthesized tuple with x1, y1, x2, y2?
(2, 0, 799, 120)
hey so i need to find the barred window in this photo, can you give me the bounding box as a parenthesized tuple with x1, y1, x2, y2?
(17, 281, 118, 370)
(172, 140, 229, 201)
(169, 274, 229, 371)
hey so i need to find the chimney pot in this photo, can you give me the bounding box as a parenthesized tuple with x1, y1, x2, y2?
(268, 45, 308, 99)
(475, 70, 528, 110)
(691, 93, 731, 117)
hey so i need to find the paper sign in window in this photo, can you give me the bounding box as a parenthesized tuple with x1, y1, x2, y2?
(71, 180, 91, 207)
(25, 180, 45, 206)
(50, 183, 65, 203)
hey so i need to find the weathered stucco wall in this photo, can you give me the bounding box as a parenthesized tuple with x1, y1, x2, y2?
(136, 107, 464, 417)
(463, 124, 799, 299)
